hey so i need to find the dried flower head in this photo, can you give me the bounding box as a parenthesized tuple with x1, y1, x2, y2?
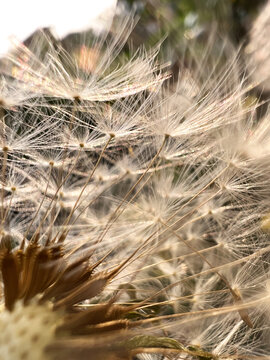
(0, 9, 270, 360)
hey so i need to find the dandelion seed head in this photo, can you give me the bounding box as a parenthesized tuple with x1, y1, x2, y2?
(0, 8, 270, 360)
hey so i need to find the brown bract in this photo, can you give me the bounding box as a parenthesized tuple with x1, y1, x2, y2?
(0, 234, 141, 360)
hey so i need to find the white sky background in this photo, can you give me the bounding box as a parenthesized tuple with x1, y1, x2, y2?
(0, 0, 117, 55)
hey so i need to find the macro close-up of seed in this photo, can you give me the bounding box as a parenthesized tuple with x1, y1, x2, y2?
(0, 1, 270, 359)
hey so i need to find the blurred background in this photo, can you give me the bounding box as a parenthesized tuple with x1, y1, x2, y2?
(1, 0, 269, 100)
(120, 0, 267, 45)
(0, 0, 267, 54)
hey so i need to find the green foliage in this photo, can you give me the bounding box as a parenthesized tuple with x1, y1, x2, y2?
(126, 335, 218, 359)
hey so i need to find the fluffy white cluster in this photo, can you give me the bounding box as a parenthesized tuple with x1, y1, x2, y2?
(0, 12, 270, 360)
(0, 300, 61, 360)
